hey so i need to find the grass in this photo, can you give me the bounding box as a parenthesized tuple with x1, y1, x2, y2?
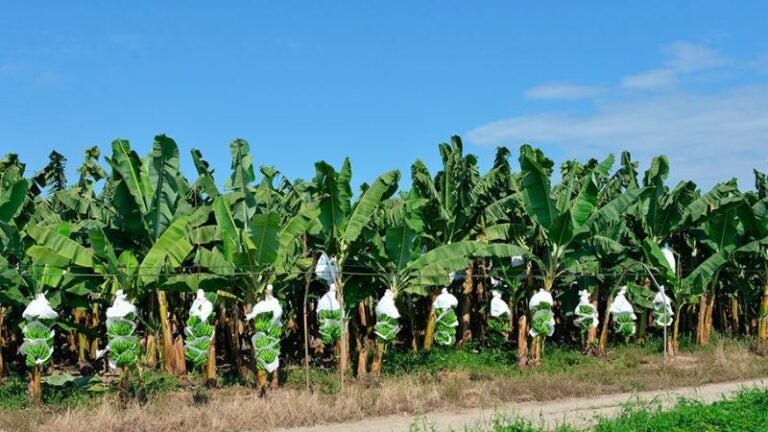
(1, 336, 767, 432)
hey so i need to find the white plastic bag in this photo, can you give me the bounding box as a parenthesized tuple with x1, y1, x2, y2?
(573, 289, 599, 331)
(653, 288, 674, 327)
(315, 253, 339, 283)
(189, 289, 214, 322)
(246, 285, 283, 325)
(433, 288, 459, 346)
(20, 293, 57, 367)
(374, 289, 400, 342)
(528, 289, 555, 338)
(317, 283, 343, 345)
(22, 293, 58, 320)
(248, 285, 283, 373)
(490, 290, 511, 318)
(610, 286, 637, 337)
(97, 290, 140, 369)
(317, 283, 341, 313)
(661, 246, 676, 272)
(433, 287, 458, 310)
(106, 290, 137, 320)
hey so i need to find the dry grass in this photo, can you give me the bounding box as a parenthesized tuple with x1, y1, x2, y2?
(2, 341, 768, 432)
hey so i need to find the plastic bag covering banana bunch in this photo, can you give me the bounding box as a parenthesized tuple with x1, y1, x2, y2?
(488, 289, 511, 346)
(317, 282, 343, 345)
(374, 289, 400, 343)
(315, 253, 339, 283)
(246, 285, 283, 373)
(184, 289, 215, 369)
(573, 290, 599, 333)
(528, 289, 555, 338)
(94, 290, 139, 369)
(653, 288, 674, 327)
(609, 286, 637, 337)
(433, 288, 459, 346)
(20, 293, 58, 367)
(661, 246, 676, 273)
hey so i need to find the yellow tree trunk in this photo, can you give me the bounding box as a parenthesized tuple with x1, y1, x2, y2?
(757, 280, 768, 353)
(585, 286, 599, 354)
(29, 366, 42, 405)
(696, 293, 708, 345)
(205, 335, 217, 387)
(371, 341, 384, 379)
(459, 264, 473, 346)
(517, 316, 528, 368)
(424, 303, 436, 352)
(597, 295, 613, 356)
(0, 307, 5, 377)
(157, 291, 176, 373)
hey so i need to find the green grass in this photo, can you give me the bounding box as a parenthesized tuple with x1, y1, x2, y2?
(592, 387, 768, 431)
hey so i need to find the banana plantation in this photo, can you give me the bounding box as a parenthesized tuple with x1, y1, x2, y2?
(1, 135, 767, 402)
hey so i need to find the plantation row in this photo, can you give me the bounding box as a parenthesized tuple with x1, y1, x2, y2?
(0, 135, 767, 402)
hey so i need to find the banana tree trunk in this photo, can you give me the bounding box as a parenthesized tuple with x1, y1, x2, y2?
(174, 336, 187, 377)
(0, 307, 5, 377)
(75, 308, 89, 366)
(205, 334, 217, 387)
(356, 301, 369, 379)
(696, 293, 708, 345)
(597, 295, 614, 356)
(145, 335, 157, 369)
(670, 304, 683, 356)
(424, 292, 437, 351)
(584, 286, 599, 355)
(157, 290, 176, 373)
(730, 295, 739, 336)
(118, 367, 130, 408)
(335, 279, 348, 392)
(517, 316, 528, 368)
(89, 303, 101, 360)
(224, 305, 247, 378)
(704, 289, 716, 343)
(459, 263, 473, 346)
(371, 341, 384, 379)
(302, 265, 312, 390)
(636, 310, 648, 344)
(757, 279, 768, 353)
(256, 369, 267, 396)
(30, 366, 42, 405)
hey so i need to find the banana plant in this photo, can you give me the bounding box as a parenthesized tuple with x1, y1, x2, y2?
(517, 145, 644, 362)
(307, 158, 399, 387)
(105, 135, 196, 374)
(734, 172, 768, 351)
(411, 139, 519, 341)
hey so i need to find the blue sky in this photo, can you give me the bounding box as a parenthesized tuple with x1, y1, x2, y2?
(2, 2, 767, 190)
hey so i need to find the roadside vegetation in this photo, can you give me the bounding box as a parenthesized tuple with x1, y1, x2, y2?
(2, 337, 767, 431)
(410, 386, 768, 432)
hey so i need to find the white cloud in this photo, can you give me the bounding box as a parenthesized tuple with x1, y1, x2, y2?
(621, 42, 728, 91)
(466, 86, 768, 189)
(524, 82, 604, 100)
(662, 41, 729, 73)
(621, 69, 677, 90)
(467, 41, 766, 189)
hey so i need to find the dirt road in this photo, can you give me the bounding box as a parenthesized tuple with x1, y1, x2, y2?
(277, 378, 768, 432)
